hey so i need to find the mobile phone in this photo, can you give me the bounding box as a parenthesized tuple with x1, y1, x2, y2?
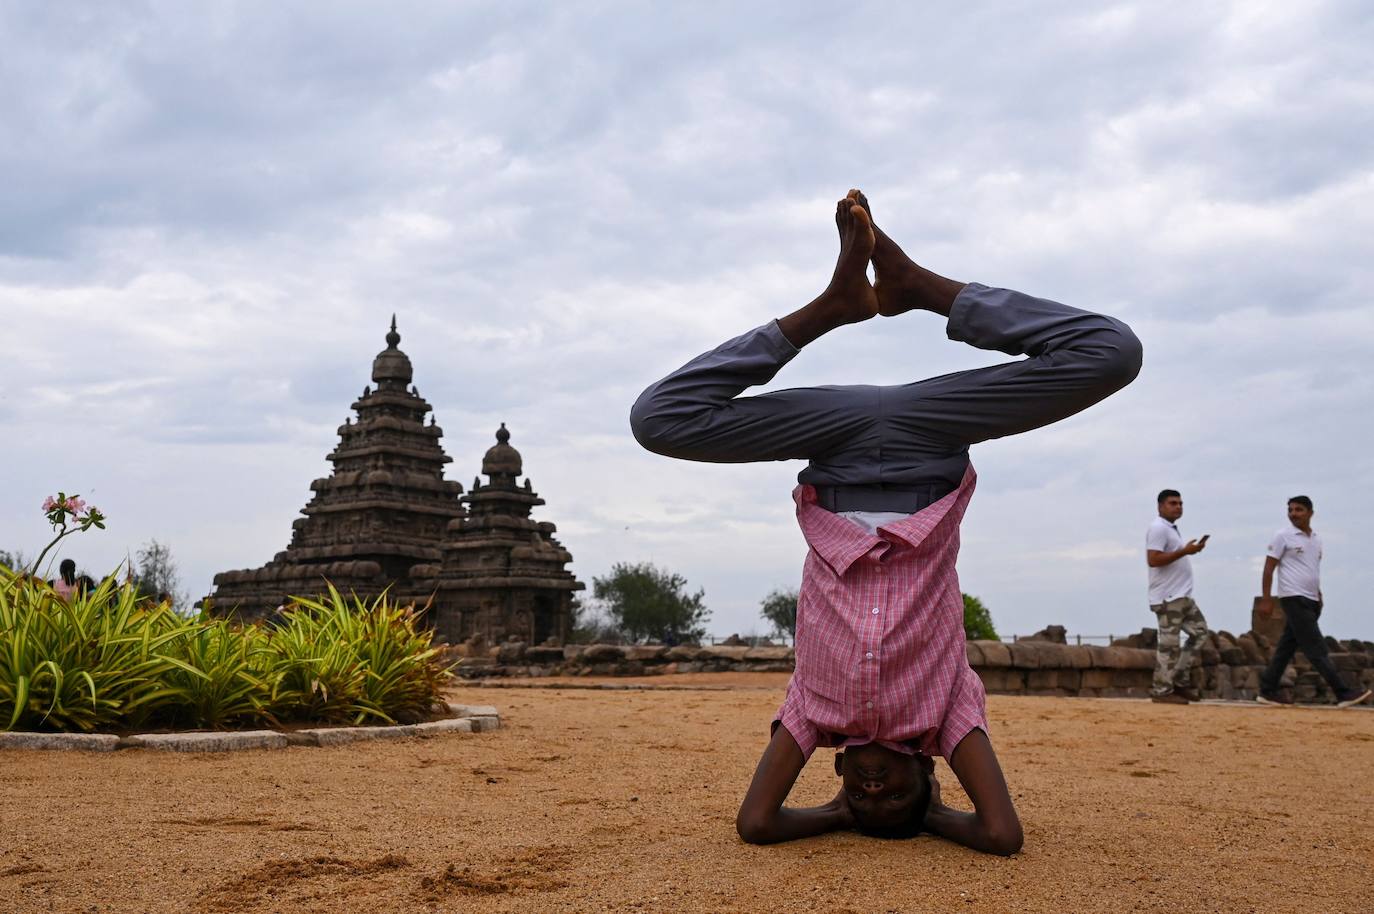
(1199, 534, 1210, 545)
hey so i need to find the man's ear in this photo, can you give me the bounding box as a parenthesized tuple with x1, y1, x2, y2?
(834, 751, 845, 777)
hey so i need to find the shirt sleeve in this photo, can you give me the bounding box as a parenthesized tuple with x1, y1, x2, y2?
(936, 667, 990, 759)
(774, 682, 821, 761)
(1145, 523, 1170, 552)
(1266, 530, 1287, 560)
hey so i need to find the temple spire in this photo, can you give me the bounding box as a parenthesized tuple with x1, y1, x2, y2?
(386, 314, 400, 349)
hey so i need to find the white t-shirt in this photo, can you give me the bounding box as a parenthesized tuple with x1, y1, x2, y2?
(1267, 526, 1322, 601)
(841, 510, 912, 535)
(1146, 516, 1193, 604)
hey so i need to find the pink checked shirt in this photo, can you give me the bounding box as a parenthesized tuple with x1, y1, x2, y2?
(776, 465, 988, 761)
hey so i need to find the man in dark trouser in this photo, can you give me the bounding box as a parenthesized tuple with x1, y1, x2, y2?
(1256, 496, 1371, 707)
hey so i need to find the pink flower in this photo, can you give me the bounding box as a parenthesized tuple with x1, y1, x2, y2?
(42, 496, 58, 512)
(65, 496, 85, 514)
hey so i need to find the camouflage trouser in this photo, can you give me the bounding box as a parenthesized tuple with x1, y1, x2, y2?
(1151, 596, 1208, 696)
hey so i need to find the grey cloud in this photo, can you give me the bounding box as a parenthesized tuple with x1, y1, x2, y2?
(4, 2, 1374, 638)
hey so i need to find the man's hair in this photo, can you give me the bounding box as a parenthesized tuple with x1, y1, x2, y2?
(850, 772, 933, 840)
(1157, 489, 1181, 504)
(1288, 495, 1314, 511)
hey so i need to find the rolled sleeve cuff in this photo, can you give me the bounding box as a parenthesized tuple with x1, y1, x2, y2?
(936, 668, 990, 759)
(775, 693, 820, 761)
(762, 319, 802, 360)
(944, 281, 991, 347)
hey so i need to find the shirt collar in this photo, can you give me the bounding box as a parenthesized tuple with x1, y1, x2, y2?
(794, 466, 978, 576)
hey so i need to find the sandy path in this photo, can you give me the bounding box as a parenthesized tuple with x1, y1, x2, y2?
(2, 679, 1371, 913)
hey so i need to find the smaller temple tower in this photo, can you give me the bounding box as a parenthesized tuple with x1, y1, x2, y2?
(413, 424, 583, 644)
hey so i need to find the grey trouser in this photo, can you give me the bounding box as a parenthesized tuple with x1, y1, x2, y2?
(630, 283, 1143, 512)
(1151, 596, 1208, 695)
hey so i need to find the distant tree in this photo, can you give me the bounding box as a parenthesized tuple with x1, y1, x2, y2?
(135, 539, 185, 607)
(567, 596, 624, 645)
(0, 549, 29, 573)
(962, 593, 999, 641)
(759, 588, 798, 640)
(592, 561, 710, 645)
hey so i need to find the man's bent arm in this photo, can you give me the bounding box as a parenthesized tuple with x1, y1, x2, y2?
(1147, 542, 1200, 568)
(736, 725, 853, 845)
(1260, 556, 1279, 605)
(923, 729, 1023, 856)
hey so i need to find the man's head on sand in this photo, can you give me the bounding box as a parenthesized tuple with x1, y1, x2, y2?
(834, 742, 933, 838)
(1157, 489, 1183, 522)
(1287, 495, 1313, 532)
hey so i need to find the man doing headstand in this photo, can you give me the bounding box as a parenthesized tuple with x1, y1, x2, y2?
(630, 190, 1142, 854)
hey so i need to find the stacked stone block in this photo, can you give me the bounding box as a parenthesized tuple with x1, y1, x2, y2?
(452, 632, 1374, 704)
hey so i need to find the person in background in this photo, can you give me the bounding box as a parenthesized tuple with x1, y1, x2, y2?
(1145, 489, 1209, 704)
(51, 558, 78, 600)
(1257, 496, 1371, 707)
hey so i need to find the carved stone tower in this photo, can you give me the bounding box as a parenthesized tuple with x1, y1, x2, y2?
(210, 317, 465, 618)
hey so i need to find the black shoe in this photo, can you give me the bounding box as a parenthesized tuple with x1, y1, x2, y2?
(1335, 688, 1372, 708)
(1151, 691, 1188, 705)
(1256, 691, 1293, 706)
(1173, 685, 1201, 702)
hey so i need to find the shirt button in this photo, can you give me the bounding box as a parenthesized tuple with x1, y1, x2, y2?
(866, 701, 874, 709)
(871, 607, 880, 614)
(865, 651, 874, 659)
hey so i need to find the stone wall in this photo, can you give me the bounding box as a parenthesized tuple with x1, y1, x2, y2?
(451, 631, 1374, 703)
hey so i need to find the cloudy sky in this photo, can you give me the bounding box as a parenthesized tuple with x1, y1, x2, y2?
(3, 2, 1372, 640)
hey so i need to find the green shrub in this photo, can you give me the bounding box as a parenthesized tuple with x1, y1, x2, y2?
(0, 571, 451, 732)
(157, 619, 274, 730)
(0, 575, 183, 732)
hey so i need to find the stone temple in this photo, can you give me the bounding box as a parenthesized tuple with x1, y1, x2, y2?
(209, 318, 582, 644)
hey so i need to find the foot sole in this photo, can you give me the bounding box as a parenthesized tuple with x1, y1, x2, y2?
(1336, 688, 1373, 708)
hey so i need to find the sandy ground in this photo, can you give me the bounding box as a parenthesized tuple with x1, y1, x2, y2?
(3, 674, 1372, 914)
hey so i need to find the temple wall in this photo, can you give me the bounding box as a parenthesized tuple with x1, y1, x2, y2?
(450, 632, 1374, 704)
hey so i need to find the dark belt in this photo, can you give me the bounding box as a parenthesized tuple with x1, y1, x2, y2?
(813, 482, 955, 514)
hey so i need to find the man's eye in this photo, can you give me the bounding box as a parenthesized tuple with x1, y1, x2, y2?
(851, 793, 865, 802)
(888, 794, 904, 802)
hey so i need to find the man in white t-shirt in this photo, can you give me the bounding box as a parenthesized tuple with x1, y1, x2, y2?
(1257, 496, 1371, 707)
(1145, 489, 1209, 704)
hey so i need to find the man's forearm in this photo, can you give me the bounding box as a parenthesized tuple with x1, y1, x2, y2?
(1261, 567, 1274, 599)
(924, 804, 1017, 856)
(740, 800, 851, 845)
(1147, 548, 1188, 568)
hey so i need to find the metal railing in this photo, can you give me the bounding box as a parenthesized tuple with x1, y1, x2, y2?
(1006, 633, 1121, 645)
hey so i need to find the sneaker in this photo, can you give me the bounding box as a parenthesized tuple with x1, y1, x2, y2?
(1256, 691, 1293, 706)
(1335, 688, 1372, 708)
(1173, 685, 1201, 702)
(1151, 691, 1189, 705)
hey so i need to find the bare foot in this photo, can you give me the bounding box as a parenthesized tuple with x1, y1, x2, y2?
(822, 195, 879, 323)
(847, 189, 962, 317)
(775, 196, 878, 347)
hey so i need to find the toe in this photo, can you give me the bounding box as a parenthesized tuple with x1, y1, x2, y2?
(850, 189, 872, 217)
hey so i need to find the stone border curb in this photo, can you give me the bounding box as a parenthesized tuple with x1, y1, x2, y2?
(470, 680, 764, 692)
(1, 704, 500, 753)
(0, 732, 121, 752)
